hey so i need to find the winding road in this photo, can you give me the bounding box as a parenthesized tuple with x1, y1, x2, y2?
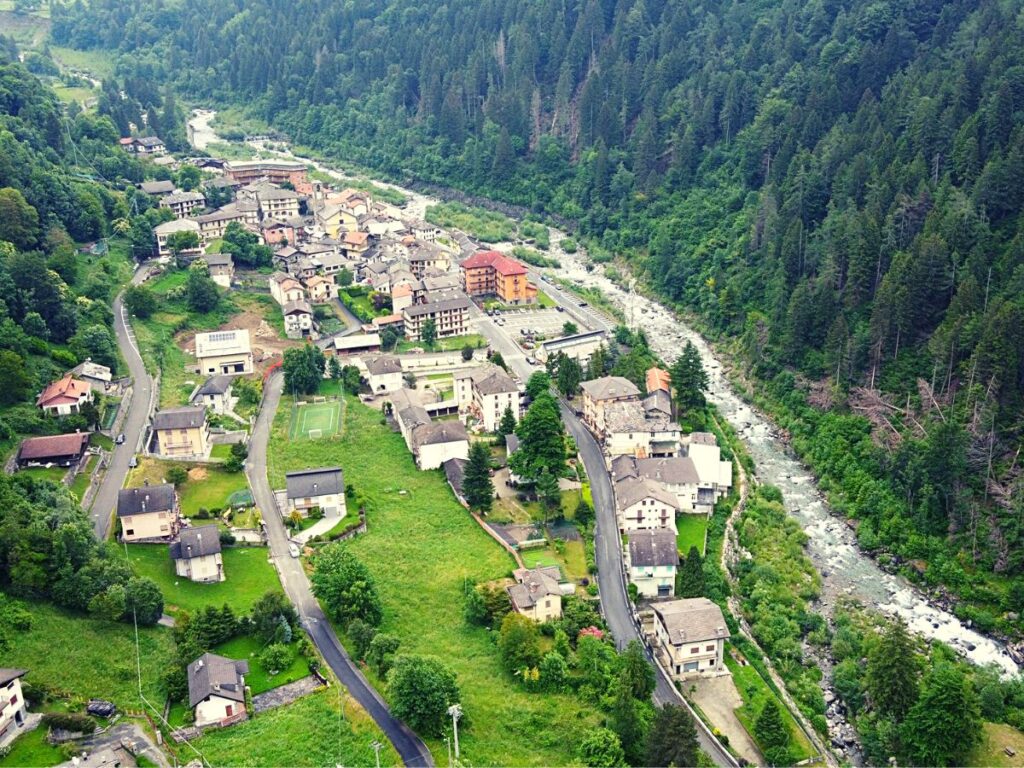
(91, 264, 156, 538)
(245, 373, 434, 768)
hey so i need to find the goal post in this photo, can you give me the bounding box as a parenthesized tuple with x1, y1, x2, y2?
(306, 428, 323, 440)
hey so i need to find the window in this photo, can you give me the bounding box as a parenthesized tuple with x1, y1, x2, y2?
(690, 647, 700, 654)
(706, 645, 715, 652)
(125, 529, 134, 536)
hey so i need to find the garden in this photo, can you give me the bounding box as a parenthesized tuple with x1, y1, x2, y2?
(126, 458, 248, 519)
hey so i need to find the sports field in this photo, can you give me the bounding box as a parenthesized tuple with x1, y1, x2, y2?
(289, 399, 343, 440)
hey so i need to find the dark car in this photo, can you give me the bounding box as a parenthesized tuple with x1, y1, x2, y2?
(115, 433, 126, 444)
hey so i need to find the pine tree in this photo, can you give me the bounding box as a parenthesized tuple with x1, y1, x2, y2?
(675, 545, 703, 598)
(645, 705, 698, 768)
(669, 341, 708, 416)
(492, 126, 516, 182)
(753, 699, 790, 766)
(462, 441, 494, 514)
(509, 392, 566, 481)
(902, 662, 982, 766)
(865, 619, 919, 721)
(535, 468, 560, 515)
(498, 404, 517, 442)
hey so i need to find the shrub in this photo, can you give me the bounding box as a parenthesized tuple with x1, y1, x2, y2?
(259, 643, 291, 674)
(42, 712, 94, 733)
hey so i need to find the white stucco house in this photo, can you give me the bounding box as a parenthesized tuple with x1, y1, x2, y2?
(626, 528, 678, 598)
(187, 653, 249, 727)
(170, 525, 225, 583)
(652, 598, 731, 680)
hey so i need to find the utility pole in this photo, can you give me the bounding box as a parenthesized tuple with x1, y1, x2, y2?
(444, 736, 451, 767)
(447, 703, 463, 760)
(370, 740, 382, 768)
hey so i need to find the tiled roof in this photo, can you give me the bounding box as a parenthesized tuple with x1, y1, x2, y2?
(170, 524, 222, 560)
(36, 375, 91, 407)
(653, 598, 730, 645)
(17, 432, 90, 461)
(461, 250, 527, 276)
(117, 484, 175, 517)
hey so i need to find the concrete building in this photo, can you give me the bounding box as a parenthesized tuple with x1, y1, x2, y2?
(454, 364, 520, 432)
(0, 669, 29, 750)
(282, 299, 316, 340)
(154, 218, 203, 259)
(187, 653, 249, 728)
(603, 400, 682, 459)
(117, 484, 179, 542)
(160, 191, 206, 219)
(285, 467, 346, 517)
(580, 376, 641, 437)
(204, 253, 235, 288)
(685, 433, 734, 504)
(36, 375, 91, 416)
(626, 529, 678, 598)
(402, 297, 472, 342)
(224, 160, 308, 186)
(614, 475, 679, 535)
(413, 420, 470, 470)
(66, 360, 113, 393)
(363, 355, 403, 393)
(194, 329, 253, 376)
(652, 598, 730, 680)
(461, 250, 537, 304)
(507, 566, 563, 622)
(537, 330, 608, 366)
(152, 406, 209, 458)
(192, 375, 234, 415)
(170, 525, 224, 583)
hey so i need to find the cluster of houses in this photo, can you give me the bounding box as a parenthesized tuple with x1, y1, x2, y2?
(575, 369, 734, 680)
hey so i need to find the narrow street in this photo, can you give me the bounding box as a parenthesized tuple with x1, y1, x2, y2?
(471, 295, 737, 768)
(92, 264, 156, 538)
(245, 373, 434, 768)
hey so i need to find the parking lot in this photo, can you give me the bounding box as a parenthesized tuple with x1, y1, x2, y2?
(492, 307, 589, 345)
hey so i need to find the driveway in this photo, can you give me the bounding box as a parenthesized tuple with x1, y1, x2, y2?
(690, 675, 762, 765)
(245, 372, 433, 767)
(91, 264, 157, 539)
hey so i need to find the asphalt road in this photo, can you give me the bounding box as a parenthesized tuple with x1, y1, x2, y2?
(91, 264, 156, 539)
(470, 267, 737, 768)
(245, 373, 434, 768)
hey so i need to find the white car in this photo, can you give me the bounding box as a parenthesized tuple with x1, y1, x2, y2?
(288, 542, 301, 558)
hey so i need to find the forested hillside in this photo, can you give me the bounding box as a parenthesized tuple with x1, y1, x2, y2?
(54, 0, 1024, 618)
(0, 33, 150, 451)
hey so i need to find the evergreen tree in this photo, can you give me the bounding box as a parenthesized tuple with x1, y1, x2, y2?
(865, 619, 919, 721)
(669, 341, 708, 415)
(421, 318, 437, 349)
(555, 353, 583, 397)
(510, 392, 566, 481)
(498, 404, 517, 441)
(902, 662, 982, 767)
(753, 699, 790, 766)
(619, 640, 655, 700)
(645, 705, 699, 768)
(609, 677, 648, 765)
(676, 545, 703, 598)
(462, 441, 494, 513)
(492, 126, 515, 182)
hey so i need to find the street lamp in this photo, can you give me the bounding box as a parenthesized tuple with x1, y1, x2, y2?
(370, 740, 382, 768)
(446, 703, 463, 760)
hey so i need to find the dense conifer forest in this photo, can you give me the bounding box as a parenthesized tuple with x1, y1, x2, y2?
(52, 0, 1024, 622)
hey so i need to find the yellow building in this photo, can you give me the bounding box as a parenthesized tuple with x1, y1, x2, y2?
(153, 406, 209, 458)
(507, 566, 563, 622)
(117, 484, 179, 542)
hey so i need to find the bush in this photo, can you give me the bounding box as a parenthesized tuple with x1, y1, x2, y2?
(166, 465, 188, 486)
(259, 643, 291, 674)
(42, 712, 94, 733)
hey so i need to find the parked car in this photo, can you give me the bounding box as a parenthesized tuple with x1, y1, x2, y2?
(128, 456, 138, 468)
(525, 357, 537, 365)
(115, 433, 125, 445)
(555, 306, 564, 312)
(289, 542, 301, 558)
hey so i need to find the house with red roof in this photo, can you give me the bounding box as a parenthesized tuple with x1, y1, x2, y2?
(460, 250, 537, 305)
(36, 375, 92, 416)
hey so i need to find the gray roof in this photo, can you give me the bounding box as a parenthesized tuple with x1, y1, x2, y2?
(468, 366, 518, 396)
(505, 434, 520, 454)
(643, 389, 673, 417)
(203, 253, 234, 269)
(612, 455, 700, 486)
(0, 668, 27, 686)
(187, 653, 249, 708)
(170, 524, 222, 561)
(604, 400, 678, 434)
(403, 296, 471, 318)
(285, 467, 344, 500)
(628, 529, 679, 568)
(541, 329, 608, 350)
(614, 475, 680, 511)
(196, 374, 233, 396)
(283, 299, 313, 316)
(140, 180, 175, 195)
(580, 376, 641, 401)
(444, 457, 466, 499)
(162, 191, 205, 205)
(689, 432, 718, 446)
(414, 420, 468, 448)
(653, 598, 730, 645)
(365, 355, 402, 375)
(136, 136, 164, 147)
(153, 406, 207, 431)
(117, 484, 175, 517)
(507, 566, 561, 610)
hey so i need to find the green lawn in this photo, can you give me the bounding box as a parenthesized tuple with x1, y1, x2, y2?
(93, 432, 114, 450)
(0, 726, 65, 768)
(16, 466, 68, 484)
(52, 84, 96, 105)
(968, 722, 1024, 767)
(127, 458, 248, 517)
(190, 688, 398, 768)
(126, 544, 280, 616)
(725, 653, 816, 762)
(268, 395, 602, 765)
(210, 443, 233, 460)
(520, 539, 587, 582)
(338, 288, 385, 323)
(49, 45, 116, 78)
(677, 513, 709, 556)
(214, 635, 309, 695)
(70, 455, 97, 501)
(2, 600, 174, 710)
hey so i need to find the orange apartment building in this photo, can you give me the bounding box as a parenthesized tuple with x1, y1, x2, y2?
(460, 251, 537, 305)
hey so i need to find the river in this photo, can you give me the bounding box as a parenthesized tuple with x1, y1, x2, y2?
(187, 109, 1020, 678)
